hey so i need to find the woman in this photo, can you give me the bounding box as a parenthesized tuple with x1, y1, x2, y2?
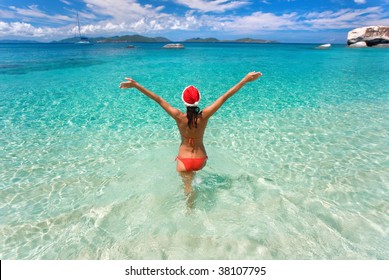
(119, 71, 262, 201)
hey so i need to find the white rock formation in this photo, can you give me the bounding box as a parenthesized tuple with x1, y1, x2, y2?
(347, 26, 389, 47)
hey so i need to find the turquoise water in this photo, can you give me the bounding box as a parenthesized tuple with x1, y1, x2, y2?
(0, 43, 388, 259)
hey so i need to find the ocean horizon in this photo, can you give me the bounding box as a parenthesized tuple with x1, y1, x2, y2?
(1, 42, 388, 259)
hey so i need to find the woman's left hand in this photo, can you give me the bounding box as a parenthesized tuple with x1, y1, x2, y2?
(243, 71, 262, 83)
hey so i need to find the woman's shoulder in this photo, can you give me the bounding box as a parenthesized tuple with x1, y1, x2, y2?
(176, 112, 187, 122)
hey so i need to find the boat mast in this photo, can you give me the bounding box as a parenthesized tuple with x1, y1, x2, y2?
(77, 12, 82, 38)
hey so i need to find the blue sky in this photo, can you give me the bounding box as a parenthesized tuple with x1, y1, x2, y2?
(1, 0, 388, 43)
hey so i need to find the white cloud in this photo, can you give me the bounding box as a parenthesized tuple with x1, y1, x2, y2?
(60, 0, 72, 5)
(7, 5, 74, 23)
(212, 12, 299, 32)
(0, 9, 14, 19)
(77, 0, 207, 34)
(0, 21, 58, 37)
(174, 0, 251, 13)
(304, 7, 389, 29)
(354, 0, 366, 4)
(83, 0, 166, 23)
(200, 6, 389, 33)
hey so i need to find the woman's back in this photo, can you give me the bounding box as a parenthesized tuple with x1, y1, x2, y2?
(176, 112, 208, 157)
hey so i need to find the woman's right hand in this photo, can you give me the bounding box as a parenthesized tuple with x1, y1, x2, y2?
(243, 71, 262, 83)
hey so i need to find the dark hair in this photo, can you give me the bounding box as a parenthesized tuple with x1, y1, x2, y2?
(186, 106, 202, 129)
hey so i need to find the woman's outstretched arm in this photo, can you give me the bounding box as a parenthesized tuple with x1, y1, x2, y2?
(119, 78, 181, 120)
(202, 71, 262, 119)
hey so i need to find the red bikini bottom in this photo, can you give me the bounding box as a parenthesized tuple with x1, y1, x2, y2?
(176, 156, 208, 171)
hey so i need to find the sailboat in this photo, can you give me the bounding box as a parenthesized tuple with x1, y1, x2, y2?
(75, 12, 92, 44)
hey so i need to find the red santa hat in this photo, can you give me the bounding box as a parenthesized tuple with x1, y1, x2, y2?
(182, 85, 201, 107)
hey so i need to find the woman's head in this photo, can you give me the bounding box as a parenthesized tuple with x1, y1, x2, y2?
(182, 85, 201, 107)
(182, 86, 202, 129)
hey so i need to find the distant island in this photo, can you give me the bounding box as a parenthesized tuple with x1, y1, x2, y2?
(51, 34, 170, 43)
(55, 34, 278, 44)
(0, 34, 278, 44)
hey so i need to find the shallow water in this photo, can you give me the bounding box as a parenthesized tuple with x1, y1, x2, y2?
(0, 43, 388, 259)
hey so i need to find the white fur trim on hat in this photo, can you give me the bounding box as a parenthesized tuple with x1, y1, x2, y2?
(181, 85, 201, 107)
